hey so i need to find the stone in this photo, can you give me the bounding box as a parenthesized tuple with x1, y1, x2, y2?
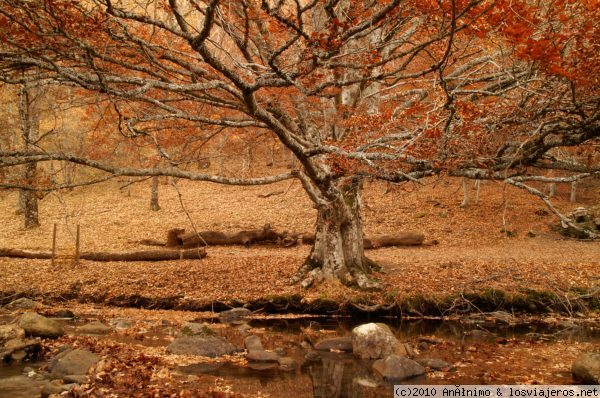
(63, 374, 88, 384)
(352, 323, 400, 359)
(3, 338, 41, 360)
(49, 349, 100, 379)
(277, 356, 296, 371)
(247, 362, 278, 371)
(77, 321, 111, 335)
(314, 337, 353, 352)
(416, 358, 454, 371)
(246, 350, 279, 362)
(41, 380, 78, 398)
(166, 336, 236, 358)
(219, 307, 252, 324)
(18, 312, 64, 338)
(304, 350, 321, 363)
(372, 355, 425, 382)
(111, 318, 134, 330)
(53, 309, 75, 319)
(487, 311, 515, 324)
(418, 336, 445, 345)
(179, 322, 216, 337)
(0, 324, 25, 345)
(572, 352, 600, 384)
(4, 298, 39, 310)
(244, 335, 264, 352)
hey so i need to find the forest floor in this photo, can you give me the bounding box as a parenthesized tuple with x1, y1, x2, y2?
(0, 174, 599, 396)
(0, 174, 598, 315)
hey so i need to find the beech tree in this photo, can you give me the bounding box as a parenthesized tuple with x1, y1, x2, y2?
(0, 0, 598, 289)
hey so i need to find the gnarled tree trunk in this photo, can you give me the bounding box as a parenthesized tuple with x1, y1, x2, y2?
(291, 179, 380, 290)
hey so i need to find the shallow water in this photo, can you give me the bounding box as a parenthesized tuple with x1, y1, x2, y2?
(1, 314, 598, 398)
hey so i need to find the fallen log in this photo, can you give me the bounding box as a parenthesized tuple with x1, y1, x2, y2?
(0, 249, 52, 259)
(0, 248, 206, 261)
(168, 224, 280, 248)
(139, 226, 427, 249)
(280, 232, 424, 248)
(80, 249, 206, 261)
(363, 232, 425, 249)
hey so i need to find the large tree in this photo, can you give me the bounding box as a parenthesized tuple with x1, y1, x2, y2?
(0, 0, 598, 289)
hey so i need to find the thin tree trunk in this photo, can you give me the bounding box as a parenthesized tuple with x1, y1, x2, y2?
(150, 176, 160, 211)
(570, 181, 577, 203)
(18, 83, 40, 228)
(548, 182, 556, 198)
(460, 177, 469, 208)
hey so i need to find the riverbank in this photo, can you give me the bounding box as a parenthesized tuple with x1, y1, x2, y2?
(0, 178, 598, 315)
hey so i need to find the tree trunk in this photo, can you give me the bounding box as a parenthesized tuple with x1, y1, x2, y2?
(291, 179, 380, 290)
(150, 176, 160, 211)
(18, 83, 40, 228)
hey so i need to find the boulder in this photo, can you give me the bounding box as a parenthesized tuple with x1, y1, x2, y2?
(372, 355, 425, 382)
(244, 335, 264, 352)
(572, 352, 600, 384)
(18, 312, 64, 338)
(218, 308, 252, 324)
(77, 321, 111, 335)
(314, 337, 353, 352)
(352, 323, 400, 359)
(166, 335, 236, 358)
(49, 349, 100, 379)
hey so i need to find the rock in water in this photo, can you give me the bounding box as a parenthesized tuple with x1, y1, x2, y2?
(246, 350, 279, 362)
(49, 349, 100, 379)
(76, 321, 112, 335)
(244, 335, 264, 352)
(179, 322, 216, 336)
(18, 312, 64, 338)
(167, 336, 237, 357)
(372, 355, 425, 382)
(218, 308, 252, 324)
(352, 323, 400, 359)
(572, 352, 600, 384)
(416, 358, 454, 371)
(314, 337, 353, 352)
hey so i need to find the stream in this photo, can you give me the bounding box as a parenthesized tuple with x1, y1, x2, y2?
(1, 310, 599, 398)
